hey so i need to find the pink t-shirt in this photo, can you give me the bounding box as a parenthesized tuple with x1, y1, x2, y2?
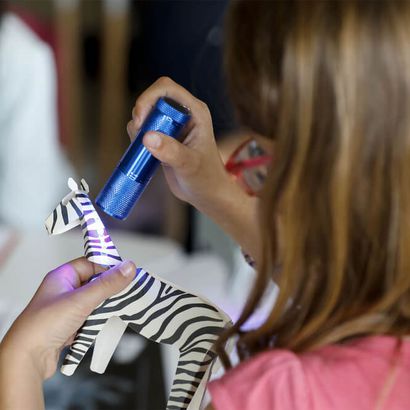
(208, 336, 410, 409)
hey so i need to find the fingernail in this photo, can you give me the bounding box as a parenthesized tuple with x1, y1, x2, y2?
(144, 132, 161, 149)
(119, 261, 135, 278)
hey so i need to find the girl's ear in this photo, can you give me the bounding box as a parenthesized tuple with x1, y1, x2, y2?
(68, 178, 79, 192)
(80, 179, 90, 193)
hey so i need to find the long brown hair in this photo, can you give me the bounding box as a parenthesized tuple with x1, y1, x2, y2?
(217, 0, 410, 367)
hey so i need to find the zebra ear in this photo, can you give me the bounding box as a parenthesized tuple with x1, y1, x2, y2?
(80, 179, 90, 193)
(68, 178, 78, 192)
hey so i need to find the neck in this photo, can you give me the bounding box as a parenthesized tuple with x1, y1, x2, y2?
(77, 195, 122, 268)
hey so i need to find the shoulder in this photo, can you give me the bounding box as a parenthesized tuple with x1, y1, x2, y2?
(0, 13, 55, 121)
(0, 12, 54, 87)
(0, 12, 47, 52)
(208, 337, 410, 410)
(208, 349, 311, 410)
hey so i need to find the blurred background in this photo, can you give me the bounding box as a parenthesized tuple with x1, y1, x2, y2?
(0, 0, 240, 243)
(0, 1, 265, 409)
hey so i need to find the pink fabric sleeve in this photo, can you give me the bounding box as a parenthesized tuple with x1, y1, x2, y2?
(208, 350, 310, 410)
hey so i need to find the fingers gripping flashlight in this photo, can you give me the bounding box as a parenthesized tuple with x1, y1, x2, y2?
(96, 97, 191, 220)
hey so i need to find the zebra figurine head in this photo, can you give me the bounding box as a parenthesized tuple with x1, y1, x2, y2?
(45, 177, 90, 235)
(45, 177, 122, 268)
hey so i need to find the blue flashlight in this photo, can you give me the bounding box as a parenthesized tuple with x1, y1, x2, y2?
(96, 97, 191, 220)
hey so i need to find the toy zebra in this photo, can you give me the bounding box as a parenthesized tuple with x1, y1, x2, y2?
(45, 178, 232, 410)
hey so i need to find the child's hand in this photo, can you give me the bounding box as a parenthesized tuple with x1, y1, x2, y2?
(127, 77, 262, 260)
(127, 76, 234, 215)
(0, 258, 135, 380)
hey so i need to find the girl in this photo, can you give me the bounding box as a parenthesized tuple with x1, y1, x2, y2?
(1, 1, 410, 409)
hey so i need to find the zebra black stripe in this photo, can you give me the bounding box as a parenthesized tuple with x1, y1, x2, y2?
(61, 204, 69, 225)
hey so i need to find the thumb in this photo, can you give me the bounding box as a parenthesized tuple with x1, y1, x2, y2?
(74, 260, 136, 312)
(143, 131, 192, 169)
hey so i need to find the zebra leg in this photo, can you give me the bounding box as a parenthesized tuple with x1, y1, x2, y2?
(167, 346, 217, 410)
(187, 360, 214, 410)
(90, 316, 128, 374)
(61, 316, 109, 376)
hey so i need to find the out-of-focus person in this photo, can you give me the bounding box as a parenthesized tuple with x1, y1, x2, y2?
(0, 4, 73, 230)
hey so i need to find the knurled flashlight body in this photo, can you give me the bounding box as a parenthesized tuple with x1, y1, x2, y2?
(96, 97, 191, 220)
